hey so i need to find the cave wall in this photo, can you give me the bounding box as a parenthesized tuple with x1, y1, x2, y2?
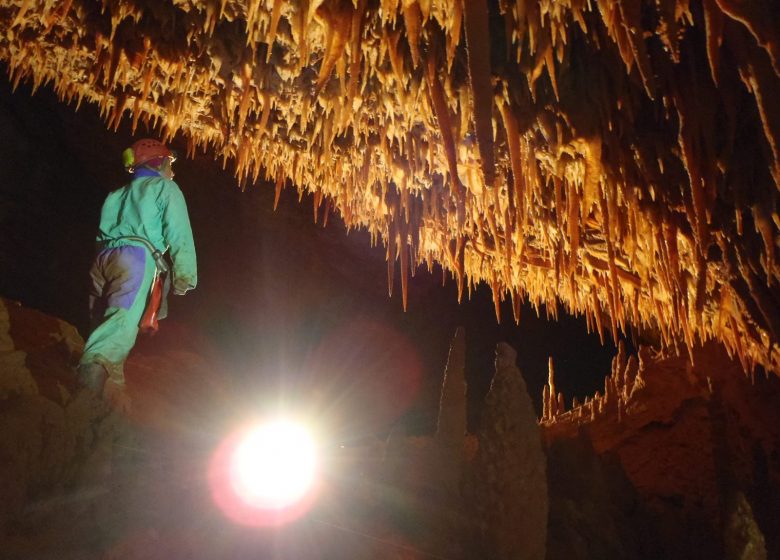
(542, 342, 780, 558)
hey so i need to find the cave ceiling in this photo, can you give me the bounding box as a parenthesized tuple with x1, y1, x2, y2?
(1, 0, 779, 375)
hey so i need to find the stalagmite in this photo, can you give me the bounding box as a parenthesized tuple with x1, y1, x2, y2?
(436, 327, 466, 447)
(547, 356, 557, 419)
(542, 383, 551, 422)
(623, 355, 638, 400)
(471, 343, 547, 560)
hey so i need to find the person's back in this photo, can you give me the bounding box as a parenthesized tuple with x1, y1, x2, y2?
(97, 174, 197, 288)
(77, 139, 197, 401)
(99, 177, 170, 250)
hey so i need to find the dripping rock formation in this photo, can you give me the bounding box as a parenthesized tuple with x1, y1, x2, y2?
(2, 0, 780, 377)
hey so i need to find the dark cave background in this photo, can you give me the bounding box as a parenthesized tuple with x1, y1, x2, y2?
(0, 72, 632, 432)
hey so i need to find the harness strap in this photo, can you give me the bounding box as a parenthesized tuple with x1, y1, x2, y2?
(105, 236, 170, 274)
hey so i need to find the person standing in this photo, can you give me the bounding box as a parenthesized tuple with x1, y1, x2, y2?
(78, 138, 197, 397)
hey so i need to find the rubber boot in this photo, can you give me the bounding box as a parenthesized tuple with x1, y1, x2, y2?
(77, 362, 109, 397)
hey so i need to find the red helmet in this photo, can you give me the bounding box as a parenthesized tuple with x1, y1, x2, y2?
(122, 139, 174, 170)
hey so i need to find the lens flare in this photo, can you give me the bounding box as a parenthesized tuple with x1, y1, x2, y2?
(209, 419, 319, 526)
(230, 421, 317, 509)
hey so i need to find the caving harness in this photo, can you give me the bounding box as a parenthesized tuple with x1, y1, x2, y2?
(116, 235, 170, 274)
(102, 235, 171, 333)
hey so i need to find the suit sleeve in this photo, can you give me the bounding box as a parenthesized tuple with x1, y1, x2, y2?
(161, 181, 198, 292)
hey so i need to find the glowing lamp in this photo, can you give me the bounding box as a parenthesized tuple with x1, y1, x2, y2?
(210, 419, 319, 526)
(230, 420, 317, 509)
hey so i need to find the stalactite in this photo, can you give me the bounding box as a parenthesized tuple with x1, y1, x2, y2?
(3, 0, 779, 378)
(346, 0, 368, 113)
(265, 0, 284, 63)
(498, 96, 524, 218)
(387, 218, 397, 298)
(715, 0, 780, 74)
(463, 0, 495, 188)
(599, 191, 621, 343)
(425, 41, 463, 208)
(401, 0, 421, 68)
(617, 0, 656, 100)
(445, 0, 462, 72)
(400, 217, 410, 311)
(315, 0, 354, 96)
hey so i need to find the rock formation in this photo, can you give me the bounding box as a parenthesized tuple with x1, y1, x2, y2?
(0, 297, 124, 557)
(1, 301, 553, 559)
(2, 0, 779, 378)
(364, 328, 548, 559)
(466, 342, 548, 560)
(4, 296, 779, 558)
(541, 341, 780, 558)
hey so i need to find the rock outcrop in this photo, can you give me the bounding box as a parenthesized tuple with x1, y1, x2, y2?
(542, 341, 780, 559)
(1, 301, 552, 559)
(0, 297, 125, 557)
(466, 342, 548, 560)
(7, 296, 779, 559)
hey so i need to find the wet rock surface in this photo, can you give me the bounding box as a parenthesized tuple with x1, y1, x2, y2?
(542, 343, 780, 559)
(4, 297, 779, 559)
(0, 300, 549, 559)
(0, 297, 127, 558)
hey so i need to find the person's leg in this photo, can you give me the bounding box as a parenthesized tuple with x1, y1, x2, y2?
(80, 250, 114, 391)
(88, 258, 106, 331)
(81, 245, 155, 385)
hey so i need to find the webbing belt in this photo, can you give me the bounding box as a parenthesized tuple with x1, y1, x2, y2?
(108, 236, 170, 274)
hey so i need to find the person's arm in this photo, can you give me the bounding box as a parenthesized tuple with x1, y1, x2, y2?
(161, 180, 198, 294)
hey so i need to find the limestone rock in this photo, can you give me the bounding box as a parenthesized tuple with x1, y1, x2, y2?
(0, 299, 37, 398)
(542, 342, 780, 558)
(724, 492, 767, 560)
(467, 343, 547, 560)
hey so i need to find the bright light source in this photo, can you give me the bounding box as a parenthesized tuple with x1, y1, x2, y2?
(229, 420, 318, 510)
(209, 417, 321, 526)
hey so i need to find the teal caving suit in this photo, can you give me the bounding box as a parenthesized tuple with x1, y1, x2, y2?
(80, 168, 197, 381)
